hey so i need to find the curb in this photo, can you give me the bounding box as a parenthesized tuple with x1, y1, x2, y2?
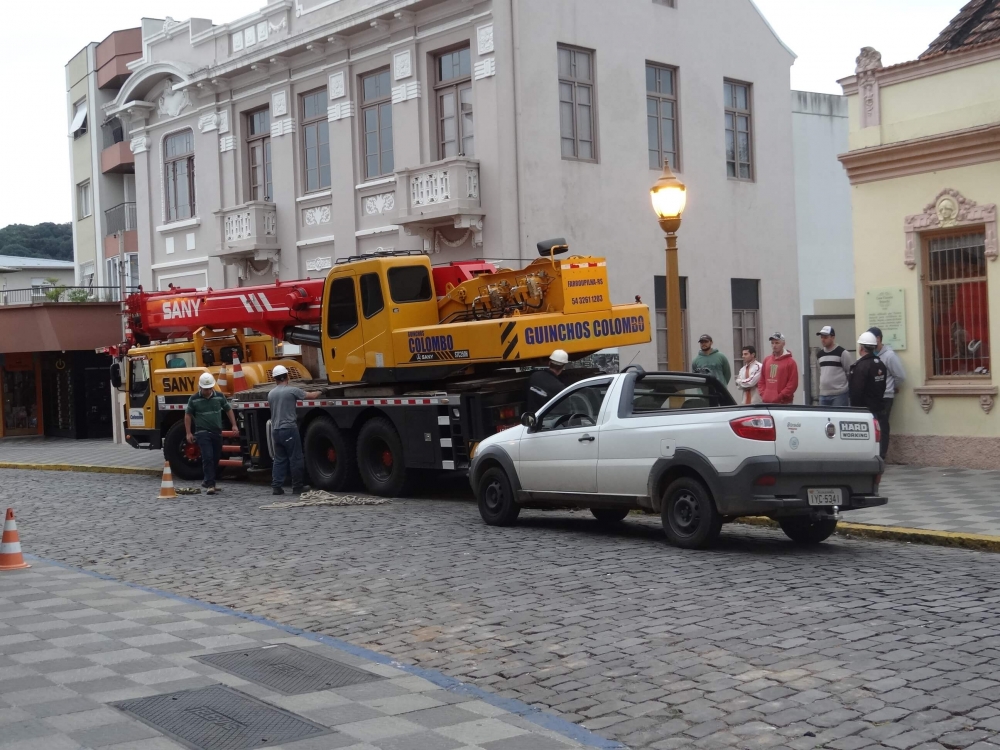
(737, 516, 1000, 553)
(0, 462, 161, 477)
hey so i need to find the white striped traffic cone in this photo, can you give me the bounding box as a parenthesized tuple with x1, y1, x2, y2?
(158, 462, 178, 499)
(217, 365, 229, 393)
(0, 508, 30, 571)
(231, 357, 248, 393)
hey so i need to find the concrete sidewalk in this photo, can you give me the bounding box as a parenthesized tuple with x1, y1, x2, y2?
(0, 438, 164, 474)
(0, 559, 609, 750)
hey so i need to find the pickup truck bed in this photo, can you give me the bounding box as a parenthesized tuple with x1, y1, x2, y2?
(470, 369, 887, 549)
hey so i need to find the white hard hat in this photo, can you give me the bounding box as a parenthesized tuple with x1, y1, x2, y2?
(272, 364, 289, 378)
(857, 331, 878, 348)
(198, 372, 216, 389)
(550, 349, 569, 365)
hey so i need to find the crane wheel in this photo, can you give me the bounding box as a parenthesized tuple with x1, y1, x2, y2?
(304, 418, 357, 491)
(163, 421, 205, 481)
(357, 417, 410, 497)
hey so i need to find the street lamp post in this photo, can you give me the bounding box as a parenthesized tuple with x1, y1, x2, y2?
(650, 161, 687, 372)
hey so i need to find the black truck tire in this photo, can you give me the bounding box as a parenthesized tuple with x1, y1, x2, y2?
(477, 466, 521, 526)
(356, 417, 410, 497)
(163, 421, 204, 481)
(661, 477, 722, 549)
(591, 508, 630, 524)
(779, 516, 838, 545)
(304, 418, 357, 491)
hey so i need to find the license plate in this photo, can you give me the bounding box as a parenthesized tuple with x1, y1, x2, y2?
(808, 488, 843, 506)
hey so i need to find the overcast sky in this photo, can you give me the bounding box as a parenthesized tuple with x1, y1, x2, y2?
(0, 0, 961, 228)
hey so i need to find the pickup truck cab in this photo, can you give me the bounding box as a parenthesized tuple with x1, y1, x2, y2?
(469, 368, 887, 549)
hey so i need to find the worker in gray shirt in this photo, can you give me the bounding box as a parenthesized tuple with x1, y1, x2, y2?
(816, 326, 854, 407)
(867, 327, 906, 459)
(268, 365, 321, 495)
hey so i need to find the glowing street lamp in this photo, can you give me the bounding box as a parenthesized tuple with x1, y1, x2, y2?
(650, 162, 687, 370)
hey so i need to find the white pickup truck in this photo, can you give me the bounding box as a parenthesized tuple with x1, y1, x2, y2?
(469, 367, 887, 549)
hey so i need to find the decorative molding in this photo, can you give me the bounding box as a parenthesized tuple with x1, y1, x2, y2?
(355, 225, 399, 237)
(364, 192, 395, 215)
(257, 20, 269, 42)
(244, 25, 257, 47)
(393, 50, 412, 80)
(903, 188, 998, 268)
(356, 176, 396, 191)
(130, 136, 151, 154)
(391, 81, 421, 104)
(219, 134, 236, 152)
(269, 117, 296, 137)
(840, 41, 1000, 96)
(155, 217, 201, 234)
(232, 31, 244, 52)
(329, 71, 345, 100)
(467, 170, 479, 199)
(855, 47, 883, 129)
(839, 122, 1000, 185)
(327, 101, 354, 121)
(914, 385, 998, 415)
(297, 234, 335, 248)
(162, 16, 182, 33)
(197, 111, 229, 134)
(306, 256, 333, 271)
(270, 17, 287, 33)
(474, 57, 496, 81)
(303, 205, 331, 225)
(477, 24, 494, 55)
(272, 90, 287, 117)
(296, 190, 332, 202)
(156, 86, 191, 118)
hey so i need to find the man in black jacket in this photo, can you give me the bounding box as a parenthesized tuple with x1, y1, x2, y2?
(525, 349, 569, 414)
(848, 331, 887, 418)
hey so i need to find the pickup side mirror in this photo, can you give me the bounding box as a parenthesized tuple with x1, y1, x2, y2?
(109, 362, 122, 389)
(520, 412, 536, 428)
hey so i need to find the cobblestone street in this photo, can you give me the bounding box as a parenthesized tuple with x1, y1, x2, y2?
(4, 468, 1000, 750)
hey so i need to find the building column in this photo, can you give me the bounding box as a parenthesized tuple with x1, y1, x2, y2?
(130, 133, 155, 291)
(327, 62, 359, 259)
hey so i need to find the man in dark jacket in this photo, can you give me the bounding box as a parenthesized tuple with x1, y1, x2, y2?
(848, 331, 887, 420)
(525, 349, 568, 414)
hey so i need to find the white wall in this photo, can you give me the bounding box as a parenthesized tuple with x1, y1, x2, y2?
(791, 91, 854, 318)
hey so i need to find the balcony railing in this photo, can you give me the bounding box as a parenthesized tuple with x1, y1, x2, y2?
(0, 286, 122, 306)
(213, 201, 278, 263)
(104, 202, 137, 237)
(102, 117, 126, 149)
(394, 157, 483, 251)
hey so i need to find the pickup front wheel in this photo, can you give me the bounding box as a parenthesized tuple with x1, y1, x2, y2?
(661, 477, 722, 549)
(779, 516, 838, 545)
(478, 466, 521, 526)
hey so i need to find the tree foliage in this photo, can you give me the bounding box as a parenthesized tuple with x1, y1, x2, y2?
(0, 223, 73, 261)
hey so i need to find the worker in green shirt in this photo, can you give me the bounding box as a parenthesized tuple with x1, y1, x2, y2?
(184, 372, 238, 495)
(691, 333, 732, 386)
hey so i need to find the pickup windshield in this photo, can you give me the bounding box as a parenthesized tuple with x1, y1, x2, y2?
(630, 376, 735, 413)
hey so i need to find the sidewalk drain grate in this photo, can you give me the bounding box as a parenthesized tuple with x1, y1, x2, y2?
(194, 643, 384, 695)
(111, 684, 332, 750)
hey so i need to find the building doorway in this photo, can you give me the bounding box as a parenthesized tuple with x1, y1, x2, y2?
(2, 355, 41, 436)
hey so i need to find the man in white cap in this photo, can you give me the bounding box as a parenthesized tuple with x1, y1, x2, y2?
(816, 325, 854, 407)
(268, 365, 322, 495)
(185, 372, 238, 495)
(525, 349, 569, 414)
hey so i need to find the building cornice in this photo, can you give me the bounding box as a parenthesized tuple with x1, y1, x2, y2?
(839, 40, 1000, 95)
(838, 122, 1000, 185)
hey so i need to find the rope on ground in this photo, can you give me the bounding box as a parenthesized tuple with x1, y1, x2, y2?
(175, 487, 202, 495)
(259, 489, 391, 510)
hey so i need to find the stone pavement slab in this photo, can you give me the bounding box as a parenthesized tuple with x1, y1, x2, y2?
(0, 560, 604, 750)
(0, 438, 164, 472)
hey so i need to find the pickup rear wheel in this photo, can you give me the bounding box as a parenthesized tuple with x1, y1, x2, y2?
(477, 466, 520, 526)
(661, 477, 722, 549)
(779, 516, 838, 545)
(304, 418, 357, 491)
(357, 417, 409, 497)
(591, 508, 629, 524)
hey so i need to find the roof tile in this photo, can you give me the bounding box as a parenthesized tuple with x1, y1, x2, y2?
(922, 0, 1000, 57)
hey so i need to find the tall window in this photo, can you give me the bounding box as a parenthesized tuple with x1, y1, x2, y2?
(164, 130, 196, 221)
(646, 63, 679, 170)
(655, 275, 689, 371)
(558, 45, 597, 162)
(731, 278, 760, 372)
(106, 253, 140, 301)
(925, 231, 990, 377)
(435, 47, 474, 158)
(301, 90, 330, 192)
(77, 181, 92, 219)
(724, 80, 753, 180)
(361, 69, 393, 179)
(246, 109, 272, 201)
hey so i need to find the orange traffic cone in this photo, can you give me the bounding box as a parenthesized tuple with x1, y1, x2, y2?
(158, 462, 178, 499)
(217, 365, 229, 393)
(231, 357, 248, 393)
(0, 508, 30, 571)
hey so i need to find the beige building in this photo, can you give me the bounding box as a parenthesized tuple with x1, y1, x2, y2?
(839, 0, 1000, 468)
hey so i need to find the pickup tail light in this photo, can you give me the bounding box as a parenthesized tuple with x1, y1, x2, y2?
(730, 415, 776, 441)
(873, 417, 882, 444)
(754, 474, 776, 486)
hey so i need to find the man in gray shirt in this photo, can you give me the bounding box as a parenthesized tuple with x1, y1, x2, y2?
(816, 325, 854, 407)
(868, 327, 906, 459)
(268, 365, 321, 495)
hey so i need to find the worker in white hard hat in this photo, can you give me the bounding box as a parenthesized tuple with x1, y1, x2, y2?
(267, 364, 322, 495)
(525, 349, 569, 415)
(184, 372, 238, 495)
(848, 331, 887, 422)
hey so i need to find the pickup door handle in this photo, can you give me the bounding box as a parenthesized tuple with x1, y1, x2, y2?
(578, 434, 595, 442)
